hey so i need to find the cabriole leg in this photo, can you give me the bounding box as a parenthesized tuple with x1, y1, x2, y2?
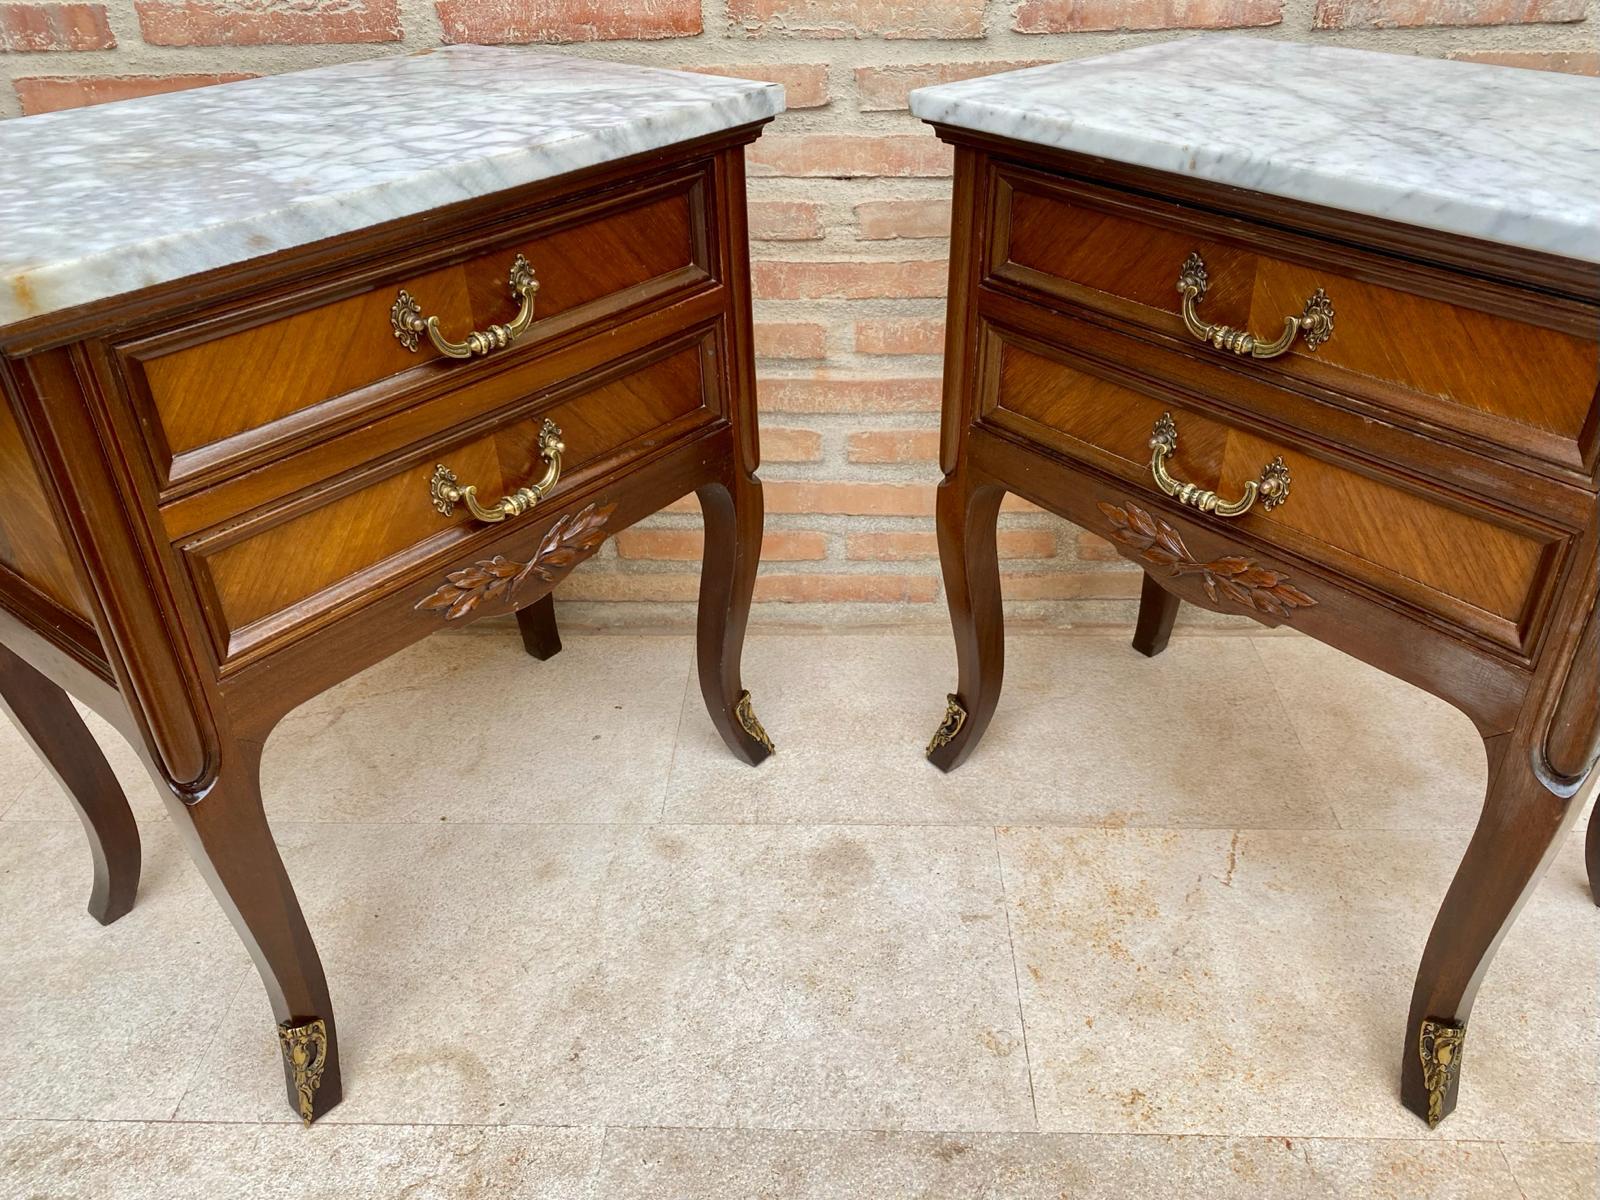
(160, 737, 341, 1124)
(516, 593, 562, 661)
(0, 642, 140, 924)
(1399, 731, 1585, 1126)
(927, 466, 1007, 773)
(1131, 572, 1182, 659)
(694, 469, 772, 765)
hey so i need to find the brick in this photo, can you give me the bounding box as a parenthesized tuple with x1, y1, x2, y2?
(760, 376, 941, 413)
(0, 2, 112, 50)
(753, 259, 947, 299)
(615, 529, 826, 561)
(1000, 570, 1141, 600)
(847, 428, 940, 462)
(1075, 530, 1121, 562)
(1313, 0, 1581, 24)
(1449, 50, 1598, 73)
(727, 0, 985, 38)
(437, 0, 699, 43)
(766, 481, 933, 515)
(558, 573, 700, 602)
(754, 574, 939, 603)
(137, 0, 399, 44)
(755, 321, 827, 359)
(848, 530, 1056, 560)
(613, 530, 703, 560)
(856, 318, 945, 356)
(15, 72, 251, 112)
(855, 198, 952, 240)
(766, 532, 829, 560)
(855, 61, 1043, 110)
(761, 426, 824, 461)
(748, 200, 824, 241)
(688, 63, 829, 107)
(748, 134, 952, 178)
(1015, 0, 1280, 31)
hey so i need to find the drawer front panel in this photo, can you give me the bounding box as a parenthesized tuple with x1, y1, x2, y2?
(126, 172, 709, 487)
(992, 168, 1599, 470)
(187, 336, 714, 663)
(983, 328, 1563, 651)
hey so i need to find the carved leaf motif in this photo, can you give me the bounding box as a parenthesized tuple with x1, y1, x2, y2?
(415, 502, 618, 620)
(1097, 500, 1317, 620)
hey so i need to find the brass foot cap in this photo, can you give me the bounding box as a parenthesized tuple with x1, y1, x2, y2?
(734, 690, 774, 754)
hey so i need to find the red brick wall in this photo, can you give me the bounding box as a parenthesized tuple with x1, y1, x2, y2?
(2, 4, 1592, 626)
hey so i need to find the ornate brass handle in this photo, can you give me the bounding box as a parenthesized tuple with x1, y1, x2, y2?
(430, 419, 564, 523)
(1149, 412, 1291, 518)
(1177, 252, 1333, 359)
(391, 254, 539, 359)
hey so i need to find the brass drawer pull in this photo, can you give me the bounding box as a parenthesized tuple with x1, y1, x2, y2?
(1177, 251, 1333, 359)
(430, 419, 564, 523)
(391, 254, 540, 359)
(1149, 412, 1291, 518)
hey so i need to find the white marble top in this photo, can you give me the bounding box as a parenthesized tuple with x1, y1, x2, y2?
(0, 47, 784, 330)
(910, 37, 1600, 264)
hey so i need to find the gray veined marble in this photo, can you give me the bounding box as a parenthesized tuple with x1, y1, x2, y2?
(910, 37, 1600, 264)
(0, 47, 785, 329)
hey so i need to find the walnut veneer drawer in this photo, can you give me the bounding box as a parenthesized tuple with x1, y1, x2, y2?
(115, 167, 712, 492)
(182, 331, 717, 666)
(981, 323, 1568, 653)
(987, 165, 1600, 475)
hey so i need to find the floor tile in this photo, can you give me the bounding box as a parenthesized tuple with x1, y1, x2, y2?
(1501, 1140, 1600, 1200)
(0, 716, 43, 821)
(998, 826, 1597, 1142)
(0, 823, 249, 1121)
(1251, 637, 1490, 831)
(0, 1119, 602, 1200)
(594, 1127, 1520, 1199)
(6, 632, 694, 827)
(0, 698, 158, 825)
(666, 634, 1339, 829)
(260, 631, 691, 825)
(176, 820, 1033, 1131)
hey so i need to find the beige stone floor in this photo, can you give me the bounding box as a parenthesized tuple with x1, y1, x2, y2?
(0, 627, 1595, 1199)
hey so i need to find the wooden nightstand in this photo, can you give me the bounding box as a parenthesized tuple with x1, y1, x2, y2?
(913, 39, 1599, 1128)
(0, 49, 782, 1123)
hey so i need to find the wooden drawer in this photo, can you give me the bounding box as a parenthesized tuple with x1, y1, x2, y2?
(979, 322, 1569, 655)
(181, 332, 718, 667)
(116, 167, 712, 492)
(987, 164, 1600, 475)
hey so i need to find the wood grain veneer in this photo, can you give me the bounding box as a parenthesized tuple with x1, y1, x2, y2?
(989, 165, 1600, 475)
(122, 171, 710, 490)
(0, 125, 776, 1126)
(927, 133, 1600, 1136)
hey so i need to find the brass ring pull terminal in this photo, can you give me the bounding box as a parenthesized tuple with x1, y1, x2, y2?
(1149, 412, 1291, 518)
(430, 419, 565, 524)
(1177, 251, 1333, 359)
(391, 254, 540, 359)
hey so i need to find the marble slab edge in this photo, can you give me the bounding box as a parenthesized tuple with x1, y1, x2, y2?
(907, 40, 1600, 267)
(0, 87, 783, 334)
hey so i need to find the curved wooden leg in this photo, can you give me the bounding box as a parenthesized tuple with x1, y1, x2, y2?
(927, 466, 1007, 774)
(516, 593, 562, 661)
(1399, 731, 1585, 1127)
(695, 470, 771, 765)
(1131, 572, 1182, 659)
(0, 643, 139, 925)
(161, 738, 341, 1124)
